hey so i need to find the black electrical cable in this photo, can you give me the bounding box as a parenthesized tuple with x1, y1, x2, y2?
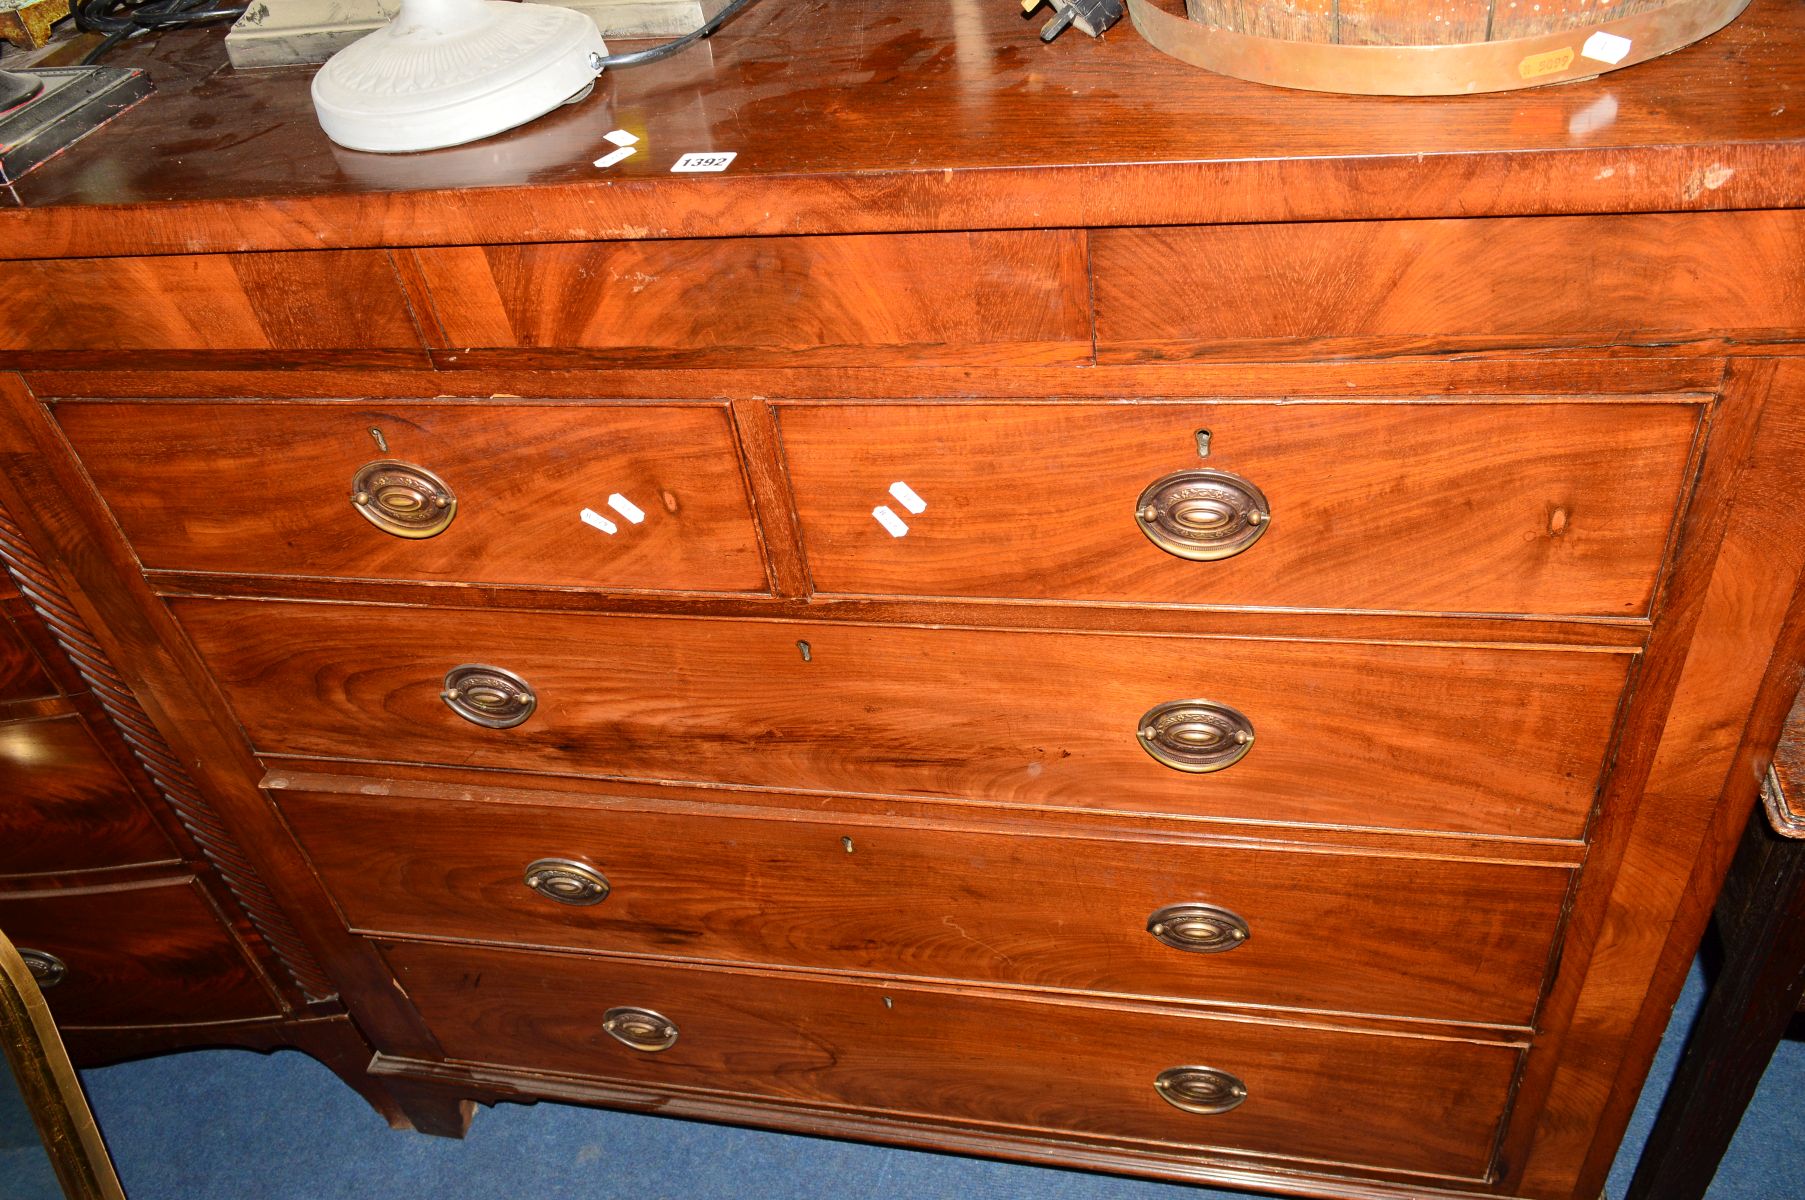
(74, 0, 250, 64)
(591, 0, 762, 69)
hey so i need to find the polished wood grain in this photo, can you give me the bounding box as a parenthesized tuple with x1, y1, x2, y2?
(412, 232, 1091, 368)
(5, 3, 1805, 259)
(1092, 214, 1805, 362)
(21, 358, 1728, 402)
(0, 252, 426, 367)
(265, 765, 1591, 868)
(56, 401, 769, 594)
(779, 399, 1702, 615)
(380, 939, 1523, 1181)
(176, 600, 1631, 839)
(0, 716, 178, 877)
(372, 1054, 1524, 1200)
(1502, 361, 1805, 1198)
(0, 876, 278, 1027)
(276, 785, 1569, 1026)
(0, 612, 54, 703)
(146, 581, 1654, 649)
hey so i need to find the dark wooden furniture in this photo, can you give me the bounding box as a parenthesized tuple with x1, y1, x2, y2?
(4, 4, 1805, 1198)
(0, 499, 404, 1124)
(1623, 689, 1805, 1200)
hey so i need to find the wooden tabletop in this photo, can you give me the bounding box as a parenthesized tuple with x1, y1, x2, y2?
(2, 0, 1803, 257)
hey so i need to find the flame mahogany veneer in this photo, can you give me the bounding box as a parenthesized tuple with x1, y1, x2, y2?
(5, 5, 1805, 1198)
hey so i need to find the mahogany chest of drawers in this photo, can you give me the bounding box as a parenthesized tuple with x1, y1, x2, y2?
(4, 5, 1805, 1199)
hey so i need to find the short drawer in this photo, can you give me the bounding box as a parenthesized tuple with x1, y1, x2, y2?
(57, 400, 769, 594)
(412, 231, 1092, 367)
(0, 716, 179, 876)
(778, 399, 1701, 616)
(0, 251, 424, 365)
(0, 877, 277, 1026)
(178, 599, 1631, 838)
(278, 782, 1569, 1025)
(1091, 213, 1805, 361)
(383, 940, 1520, 1181)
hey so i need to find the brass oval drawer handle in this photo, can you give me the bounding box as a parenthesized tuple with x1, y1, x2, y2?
(1155, 1065, 1248, 1115)
(602, 1006, 679, 1052)
(1136, 468, 1270, 561)
(350, 459, 457, 539)
(20, 948, 67, 989)
(1147, 903, 1249, 953)
(1137, 699, 1254, 773)
(523, 858, 610, 906)
(441, 664, 536, 729)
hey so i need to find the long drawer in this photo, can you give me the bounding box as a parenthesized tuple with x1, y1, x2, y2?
(381, 939, 1521, 1181)
(55, 400, 769, 594)
(179, 599, 1630, 838)
(777, 399, 1701, 615)
(0, 877, 277, 1027)
(276, 782, 1569, 1025)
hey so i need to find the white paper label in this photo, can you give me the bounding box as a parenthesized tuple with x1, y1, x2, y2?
(872, 506, 909, 538)
(607, 493, 647, 524)
(579, 508, 618, 534)
(593, 146, 636, 169)
(1581, 31, 1632, 65)
(603, 129, 639, 148)
(888, 481, 927, 515)
(671, 151, 737, 173)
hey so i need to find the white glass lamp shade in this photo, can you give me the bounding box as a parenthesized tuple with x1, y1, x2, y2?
(312, 0, 607, 153)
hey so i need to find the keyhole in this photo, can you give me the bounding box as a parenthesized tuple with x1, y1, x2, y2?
(369, 427, 389, 452)
(842, 836, 854, 853)
(1195, 429, 1212, 458)
(797, 640, 812, 662)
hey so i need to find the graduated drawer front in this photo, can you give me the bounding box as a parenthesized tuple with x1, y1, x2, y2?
(778, 400, 1701, 615)
(382, 940, 1520, 1181)
(56, 401, 768, 594)
(0, 716, 178, 876)
(279, 786, 1568, 1025)
(412, 232, 1092, 367)
(0, 878, 277, 1027)
(177, 600, 1630, 838)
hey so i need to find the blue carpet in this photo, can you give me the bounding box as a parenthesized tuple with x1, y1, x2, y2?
(61, 959, 1802, 1200)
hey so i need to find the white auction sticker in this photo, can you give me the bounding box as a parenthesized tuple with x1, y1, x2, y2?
(671, 151, 737, 173)
(1581, 31, 1633, 65)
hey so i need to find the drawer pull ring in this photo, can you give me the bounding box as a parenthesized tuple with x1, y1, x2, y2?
(523, 858, 610, 906)
(350, 460, 458, 539)
(1155, 1066, 1248, 1115)
(442, 664, 537, 729)
(1135, 468, 1270, 561)
(20, 949, 67, 989)
(1137, 700, 1255, 773)
(602, 1006, 679, 1052)
(1147, 903, 1249, 953)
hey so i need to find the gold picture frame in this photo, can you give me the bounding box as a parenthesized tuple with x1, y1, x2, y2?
(0, 928, 125, 1200)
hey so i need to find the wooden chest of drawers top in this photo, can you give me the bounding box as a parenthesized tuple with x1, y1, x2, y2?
(0, 1, 1801, 259)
